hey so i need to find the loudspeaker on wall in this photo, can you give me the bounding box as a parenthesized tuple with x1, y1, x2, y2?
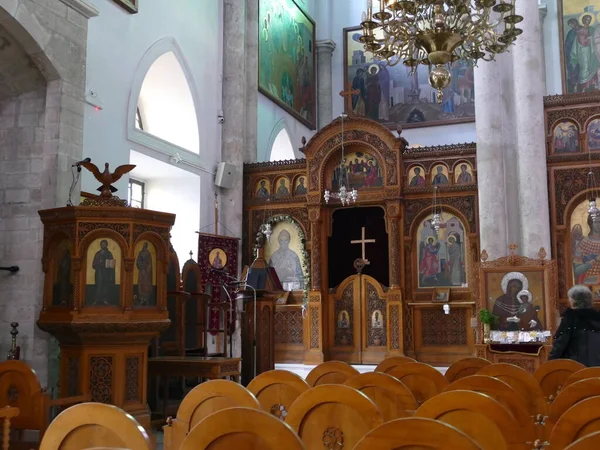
(215, 162, 236, 189)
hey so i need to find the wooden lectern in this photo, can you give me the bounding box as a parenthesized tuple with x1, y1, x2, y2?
(239, 243, 285, 385)
(37, 173, 175, 433)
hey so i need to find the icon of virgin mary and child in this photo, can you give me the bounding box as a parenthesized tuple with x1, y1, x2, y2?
(492, 272, 543, 331)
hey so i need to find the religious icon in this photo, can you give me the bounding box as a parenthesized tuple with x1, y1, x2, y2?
(264, 222, 306, 291)
(408, 165, 426, 186)
(417, 215, 466, 288)
(256, 179, 271, 198)
(85, 238, 121, 307)
(559, 2, 600, 95)
(431, 165, 450, 185)
(275, 177, 291, 197)
(338, 310, 350, 329)
(553, 121, 581, 153)
(432, 288, 450, 302)
(371, 310, 383, 329)
(209, 248, 227, 269)
(52, 240, 73, 307)
(455, 163, 474, 184)
(133, 240, 157, 307)
(331, 151, 383, 191)
(571, 199, 600, 295)
(588, 118, 600, 150)
(487, 271, 545, 331)
(294, 176, 307, 195)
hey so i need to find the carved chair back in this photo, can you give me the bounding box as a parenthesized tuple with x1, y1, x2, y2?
(305, 361, 359, 387)
(246, 369, 309, 421)
(444, 357, 491, 383)
(549, 396, 600, 449)
(534, 359, 585, 402)
(385, 362, 449, 405)
(374, 356, 417, 374)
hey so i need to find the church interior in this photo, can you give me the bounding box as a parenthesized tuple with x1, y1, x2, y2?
(4, 0, 600, 448)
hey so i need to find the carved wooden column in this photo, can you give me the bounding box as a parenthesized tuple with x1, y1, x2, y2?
(305, 205, 324, 363)
(386, 201, 401, 290)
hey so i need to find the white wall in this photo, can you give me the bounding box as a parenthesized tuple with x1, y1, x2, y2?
(81, 0, 222, 212)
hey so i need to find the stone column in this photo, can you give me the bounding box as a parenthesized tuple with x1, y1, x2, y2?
(316, 40, 336, 130)
(245, 0, 258, 163)
(474, 55, 510, 259)
(513, 0, 552, 258)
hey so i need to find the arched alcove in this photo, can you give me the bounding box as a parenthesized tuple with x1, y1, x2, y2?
(138, 51, 199, 152)
(270, 128, 295, 161)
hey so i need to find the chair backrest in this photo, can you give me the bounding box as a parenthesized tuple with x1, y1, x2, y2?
(534, 359, 585, 401)
(286, 384, 384, 449)
(478, 363, 547, 416)
(374, 356, 417, 374)
(0, 406, 19, 450)
(179, 407, 306, 450)
(444, 375, 533, 432)
(548, 378, 600, 427)
(353, 417, 483, 450)
(38, 403, 150, 450)
(550, 396, 600, 449)
(0, 360, 46, 430)
(344, 372, 417, 420)
(385, 362, 449, 405)
(416, 390, 518, 450)
(305, 361, 359, 387)
(445, 358, 491, 383)
(562, 367, 600, 389)
(246, 370, 309, 420)
(565, 430, 600, 450)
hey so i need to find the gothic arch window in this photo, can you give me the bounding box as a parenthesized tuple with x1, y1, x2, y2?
(270, 128, 295, 161)
(137, 51, 199, 153)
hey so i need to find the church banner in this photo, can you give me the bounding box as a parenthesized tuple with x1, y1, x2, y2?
(258, 0, 316, 129)
(558, 1, 600, 95)
(343, 26, 475, 129)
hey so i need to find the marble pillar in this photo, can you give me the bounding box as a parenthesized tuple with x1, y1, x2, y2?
(513, 0, 552, 258)
(245, 0, 258, 163)
(316, 40, 336, 130)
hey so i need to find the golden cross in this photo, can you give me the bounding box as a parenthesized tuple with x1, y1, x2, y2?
(351, 227, 376, 264)
(340, 82, 359, 115)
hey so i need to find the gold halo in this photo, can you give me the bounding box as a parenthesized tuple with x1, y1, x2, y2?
(580, 12, 595, 26)
(368, 63, 380, 74)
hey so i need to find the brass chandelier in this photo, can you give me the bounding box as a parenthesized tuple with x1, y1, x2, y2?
(360, 0, 523, 103)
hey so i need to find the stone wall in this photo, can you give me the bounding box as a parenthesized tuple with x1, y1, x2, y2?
(0, 0, 95, 389)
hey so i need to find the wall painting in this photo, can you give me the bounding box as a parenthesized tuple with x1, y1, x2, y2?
(85, 238, 121, 307)
(133, 240, 157, 307)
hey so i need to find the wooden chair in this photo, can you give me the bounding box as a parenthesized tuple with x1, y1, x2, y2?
(0, 406, 19, 450)
(38, 403, 151, 450)
(478, 363, 547, 416)
(305, 361, 359, 387)
(163, 380, 260, 450)
(286, 384, 384, 449)
(0, 360, 88, 445)
(547, 378, 600, 433)
(179, 407, 305, 450)
(246, 370, 309, 420)
(562, 367, 600, 388)
(374, 356, 417, 374)
(416, 390, 522, 450)
(445, 357, 491, 383)
(565, 430, 600, 450)
(344, 372, 417, 420)
(353, 417, 483, 450)
(549, 396, 600, 449)
(444, 375, 535, 439)
(534, 359, 585, 402)
(385, 362, 449, 405)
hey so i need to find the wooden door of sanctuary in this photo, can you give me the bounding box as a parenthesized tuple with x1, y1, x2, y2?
(329, 274, 402, 364)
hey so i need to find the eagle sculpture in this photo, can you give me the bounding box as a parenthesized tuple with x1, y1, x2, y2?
(80, 162, 136, 198)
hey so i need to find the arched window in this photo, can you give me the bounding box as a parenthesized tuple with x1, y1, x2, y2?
(270, 128, 295, 161)
(137, 51, 199, 153)
(135, 107, 144, 130)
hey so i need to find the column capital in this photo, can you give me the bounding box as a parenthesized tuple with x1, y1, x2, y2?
(538, 3, 548, 22)
(316, 40, 337, 54)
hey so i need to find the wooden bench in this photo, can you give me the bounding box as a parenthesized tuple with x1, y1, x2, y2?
(38, 403, 150, 450)
(286, 384, 384, 449)
(444, 357, 491, 383)
(353, 417, 483, 449)
(305, 361, 359, 387)
(163, 379, 260, 450)
(386, 362, 449, 405)
(178, 407, 305, 450)
(246, 370, 309, 420)
(533, 359, 585, 402)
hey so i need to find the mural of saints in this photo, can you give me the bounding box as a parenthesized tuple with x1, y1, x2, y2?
(417, 215, 466, 288)
(331, 151, 383, 190)
(571, 199, 600, 296)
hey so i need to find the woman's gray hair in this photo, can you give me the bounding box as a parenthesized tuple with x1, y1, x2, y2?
(568, 285, 593, 309)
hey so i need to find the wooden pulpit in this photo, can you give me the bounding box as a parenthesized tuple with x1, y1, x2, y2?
(37, 187, 175, 433)
(239, 247, 285, 385)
